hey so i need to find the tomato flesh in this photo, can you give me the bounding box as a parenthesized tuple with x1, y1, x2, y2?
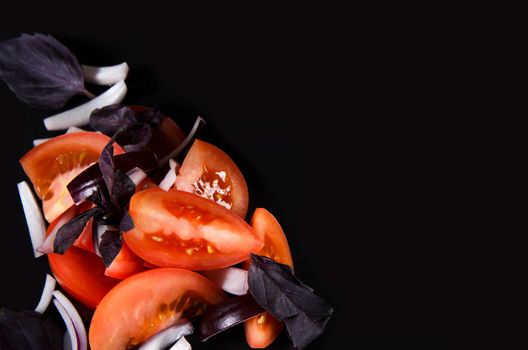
(20, 132, 124, 223)
(89, 268, 226, 350)
(244, 208, 293, 348)
(175, 140, 249, 218)
(124, 188, 263, 270)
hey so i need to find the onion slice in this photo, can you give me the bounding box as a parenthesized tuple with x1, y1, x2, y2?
(66, 126, 85, 133)
(33, 138, 50, 146)
(44, 80, 127, 131)
(138, 322, 193, 350)
(37, 206, 76, 254)
(64, 331, 73, 350)
(53, 291, 87, 350)
(17, 181, 47, 258)
(127, 167, 148, 187)
(53, 299, 78, 350)
(34, 274, 56, 314)
(160, 116, 205, 164)
(159, 159, 178, 191)
(169, 336, 191, 350)
(201, 267, 248, 296)
(82, 63, 129, 86)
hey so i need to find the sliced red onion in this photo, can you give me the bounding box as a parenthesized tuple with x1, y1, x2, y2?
(82, 62, 129, 86)
(34, 274, 56, 314)
(159, 159, 178, 191)
(37, 206, 76, 254)
(66, 126, 85, 133)
(138, 322, 193, 350)
(17, 181, 47, 258)
(160, 116, 206, 164)
(127, 167, 148, 187)
(53, 290, 87, 350)
(169, 336, 191, 350)
(44, 80, 127, 130)
(201, 267, 248, 296)
(53, 299, 78, 350)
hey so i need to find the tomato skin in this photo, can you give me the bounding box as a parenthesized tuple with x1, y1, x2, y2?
(244, 208, 293, 348)
(175, 140, 249, 218)
(89, 268, 226, 350)
(48, 246, 119, 309)
(124, 188, 263, 270)
(20, 132, 124, 223)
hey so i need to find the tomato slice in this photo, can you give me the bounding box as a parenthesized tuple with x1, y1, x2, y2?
(48, 247, 119, 309)
(89, 268, 226, 350)
(20, 132, 124, 223)
(175, 140, 249, 218)
(244, 208, 293, 348)
(124, 188, 263, 270)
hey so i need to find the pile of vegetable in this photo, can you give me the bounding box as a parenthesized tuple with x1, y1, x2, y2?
(0, 33, 332, 350)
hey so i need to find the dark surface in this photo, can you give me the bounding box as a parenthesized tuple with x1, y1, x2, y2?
(0, 7, 447, 350)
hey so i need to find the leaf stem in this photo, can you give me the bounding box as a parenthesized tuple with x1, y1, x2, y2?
(82, 89, 96, 99)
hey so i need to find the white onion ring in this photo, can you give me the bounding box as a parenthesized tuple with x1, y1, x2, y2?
(53, 299, 78, 350)
(201, 267, 248, 296)
(82, 63, 129, 86)
(37, 206, 76, 255)
(169, 336, 191, 350)
(53, 291, 87, 350)
(33, 138, 50, 146)
(159, 159, 178, 191)
(66, 126, 85, 133)
(138, 322, 193, 350)
(44, 80, 127, 130)
(34, 274, 56, 314)
(127, 167, 148, 187)
(160, 116, 205, 164)
(17, 181, 47, 258)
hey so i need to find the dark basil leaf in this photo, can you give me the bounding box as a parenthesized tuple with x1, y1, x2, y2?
(54, 207, 103, 254)
(119, 208, 135, 232)
(113, 169, 136, 209)
(0, 308, 62, 350)
(135, 107, 161, 127)
(99, 229, 122, 267)
(199, 294, 264, 341)
(117, 123, 152, 152)
(248, 255, 333, 350)
(90, 105, 137, 135)
(0, 33, 87, 110)
(99, 141, 115, 197)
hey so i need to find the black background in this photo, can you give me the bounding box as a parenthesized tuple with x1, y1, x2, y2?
(0, 4, 447, 349)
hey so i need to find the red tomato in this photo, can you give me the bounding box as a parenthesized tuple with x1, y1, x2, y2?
(19, 132, 124, 223)
(244, 208, 293, 348)
(89, 268, 226, 350)
(48, 247, 119, 309)
(124, 188, 263, 270)
(175, 140, 249, 218)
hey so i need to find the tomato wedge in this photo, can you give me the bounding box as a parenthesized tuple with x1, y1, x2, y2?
(175, 140, 249, 218)
(244, 208, 293, 348)
(48, 246, 119, 309)
(89, 268, 226, 350)
(20, 132, 124, 223)
(124, 188, 263, 270)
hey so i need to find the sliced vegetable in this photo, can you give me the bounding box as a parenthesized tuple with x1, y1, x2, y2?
(32, 138, 50, 147)
(175, 139, 248, 218)
(52, 290, 87, 350)
(160, 116, 205, 164)
(138, 322, 193, 350)
(201, 267, 248, 296)
(127, 167, 148, 186)
(34, 274, 56, 314)
(82, 62, 129, 86)
(169, 336, 191, 350)
(43, 80, 127, 130)
(53, 299, 78, 350)
(0, 33, 89, 110)
(159, 159, 178, 191)
(54, 207, 104, 254)
(66, 126, 85, 133)
(17, 181, 47, 258)
(199, 294, 264, 341)
(32, 126, 86, 147)
(248, 255, 333, 350)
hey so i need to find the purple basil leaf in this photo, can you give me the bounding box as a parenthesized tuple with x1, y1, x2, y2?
(54, 207, 103, 254)
(99, 141, 115, 197)
(0, 33, 87, 110)
(248, 255, 333, 350)
(135, 107, 161, 127)
(99, 229, 122, 267)
(113, 169, 136, 209)
(117, 123, 152, 152)
(119, 208, 134, 232)
(90, 105, 137, 135)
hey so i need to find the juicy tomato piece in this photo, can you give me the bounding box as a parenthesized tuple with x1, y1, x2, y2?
(19, 132, 124, 223)
(124, 188, 263, 270)
(175, 140, 249, 218)
(89, 268, 226, 350)
(244, 208, 293, 348)
(48, 247, 119, 309)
